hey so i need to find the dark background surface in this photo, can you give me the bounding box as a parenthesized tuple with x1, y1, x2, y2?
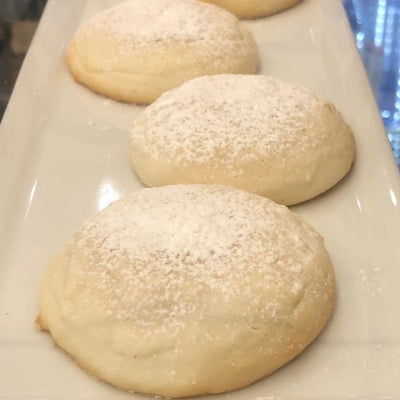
(0, 0, 47, 116)
(0, 0, 399, 167)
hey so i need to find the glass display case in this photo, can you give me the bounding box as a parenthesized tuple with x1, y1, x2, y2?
(343, 0, 400, 165)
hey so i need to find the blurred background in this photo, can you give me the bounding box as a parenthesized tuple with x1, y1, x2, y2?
(0, 0, 399, 168)
(343, 0, 400, 167)
(0, 0, 46, 117)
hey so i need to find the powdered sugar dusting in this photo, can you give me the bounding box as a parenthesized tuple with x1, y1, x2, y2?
(64, 185, 329, 333)
(78, 0, 246, 55)
(130, 75, 326, 170)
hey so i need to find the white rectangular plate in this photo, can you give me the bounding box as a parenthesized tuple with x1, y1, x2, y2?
(1, 0, 400, 398)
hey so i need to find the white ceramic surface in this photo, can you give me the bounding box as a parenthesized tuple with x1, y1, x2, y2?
(1, 0, 400, 398)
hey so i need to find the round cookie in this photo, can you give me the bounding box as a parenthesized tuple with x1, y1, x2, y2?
(38, 185, 335, 398)
(65, 0, 258, 104)
(200, 0, 302, 19)
(130, 75, 355, 206)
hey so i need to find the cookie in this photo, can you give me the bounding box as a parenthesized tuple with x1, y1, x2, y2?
(200, 0, 302, 19)
(130, 75, 355, 205)
(66, 0, 258, 104)
(38, 185, 335, 398)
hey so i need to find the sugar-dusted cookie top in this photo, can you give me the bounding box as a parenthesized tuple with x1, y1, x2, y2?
(130, 75, 355, 205)
(38, 185, 335, 398)
(66, 0, 258, 104)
